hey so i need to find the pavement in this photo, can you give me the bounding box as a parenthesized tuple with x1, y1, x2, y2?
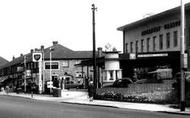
(0, 90, 190, 115)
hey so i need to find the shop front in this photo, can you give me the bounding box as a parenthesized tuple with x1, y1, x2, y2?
(120, 51, 180, 80)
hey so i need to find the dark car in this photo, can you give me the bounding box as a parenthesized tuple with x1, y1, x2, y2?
(65, 81, 83, 89)
(105, 78, 133, 88)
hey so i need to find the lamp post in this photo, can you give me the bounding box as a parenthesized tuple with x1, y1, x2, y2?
(180, 0, 186, 111)
(49, 47, 53, 93)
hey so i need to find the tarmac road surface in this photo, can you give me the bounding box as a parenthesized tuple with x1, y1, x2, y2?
(0, 95, 189, 118)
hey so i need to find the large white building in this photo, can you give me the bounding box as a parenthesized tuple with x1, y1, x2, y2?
(117, 3, 190, 78)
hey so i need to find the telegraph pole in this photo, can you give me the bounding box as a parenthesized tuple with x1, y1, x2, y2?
(92, 4, 97, 89)
(180, 0, 186, 111)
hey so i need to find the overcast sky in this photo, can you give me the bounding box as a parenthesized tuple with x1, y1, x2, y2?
(0, 0, 190, 61)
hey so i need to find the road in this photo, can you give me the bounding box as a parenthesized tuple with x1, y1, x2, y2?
(0, 95, 189, 118)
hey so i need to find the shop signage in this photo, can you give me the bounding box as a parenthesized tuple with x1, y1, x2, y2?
(129, 53, 136, 59)
(32, 52, 42, 62)
(164, 20, 180, 29)
(141, 20, 180, 36)
(137, 53, 168, 58)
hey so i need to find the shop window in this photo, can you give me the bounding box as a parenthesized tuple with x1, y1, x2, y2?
(45, 62, 59, 69)
(166, 32, 170, 48)
(130, 42, 133, 53)
(146, 38, 150, 52)
(62, 60, 69, 67)
(173, 31, 178, 47)
(153, 36, 156, 51)
(159, 34, 163, 50)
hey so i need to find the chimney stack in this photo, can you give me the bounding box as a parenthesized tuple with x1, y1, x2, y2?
(30, 49, 33, 54)
(41, 45, 44, 51)
(53, 41, 58, 46)
(35, 48, 38, 52)
(12, 56, 15, 60)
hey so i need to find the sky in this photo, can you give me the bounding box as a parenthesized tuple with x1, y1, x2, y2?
(0, 0, 190, 61)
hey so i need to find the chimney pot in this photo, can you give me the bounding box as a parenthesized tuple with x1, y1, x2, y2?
(53, 41, 58, 46)
(12, 56, 15, 60)
(30, 49, 33, 53)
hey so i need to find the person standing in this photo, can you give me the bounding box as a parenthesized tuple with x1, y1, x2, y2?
(88, 81, 94, 101)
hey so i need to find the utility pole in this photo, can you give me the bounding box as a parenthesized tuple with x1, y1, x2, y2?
(92, 4, 97, 89)
(180, 0, 186, 111)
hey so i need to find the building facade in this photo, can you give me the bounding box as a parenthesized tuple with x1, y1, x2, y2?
(117, 3, 190, 78)
(0, 41, 92, 93)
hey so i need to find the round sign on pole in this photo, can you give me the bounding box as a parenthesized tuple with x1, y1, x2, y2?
(32, 52, 42, 62)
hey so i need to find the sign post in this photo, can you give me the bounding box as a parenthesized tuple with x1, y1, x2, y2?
(32, 52, 43, 94)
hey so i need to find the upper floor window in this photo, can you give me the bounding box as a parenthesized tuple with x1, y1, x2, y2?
(146, 38, 150, 52)
(130, 42, 133, 53)
(153, 36, 156, 51)
(125, 43, 128, 53)
(173, 31, 178, 47)
(166, 32, 170, 48)
(141, 39, 144, 53)
(159, 34, 163, 50)
(136, 40, 138, 53)
(45, 62, 59, 69)
(62, 60, 69, 67)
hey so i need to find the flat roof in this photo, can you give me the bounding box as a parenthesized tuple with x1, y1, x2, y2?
(117, 2, 190, 31)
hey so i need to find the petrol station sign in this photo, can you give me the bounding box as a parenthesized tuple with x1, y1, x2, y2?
(32, 52, 42, 62)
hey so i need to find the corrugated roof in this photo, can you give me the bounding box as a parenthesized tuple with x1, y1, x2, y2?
(117, 2, 190, 31)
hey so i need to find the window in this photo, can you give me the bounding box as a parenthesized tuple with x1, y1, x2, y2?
(130, 42, 133, 53)
(136, 40, 138, 53)
(153, 36, 156, 51)
(109, 71, 114, 80)
(146, 38, 150, 52)
(141, 39, 144, 52)
(75, 60, 81, 65)
(173, 31, 178, 47)
(125, 43, 128, 53)
(45, 62, 59, 69)
(159, 34, 163, 50)
(62, 60, 69, 67)
(166, 32, 170, 48)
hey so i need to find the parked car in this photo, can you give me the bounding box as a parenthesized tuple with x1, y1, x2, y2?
(134, 78, 163, 84)
(104, 78, 133, 88)
(65, 81, 83, 89)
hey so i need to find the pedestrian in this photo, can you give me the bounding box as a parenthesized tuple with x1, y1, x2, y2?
(5, 85, 9, 94)
(88, 81, 94, 102)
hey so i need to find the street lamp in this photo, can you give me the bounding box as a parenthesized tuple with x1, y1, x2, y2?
(49, 47, 54, 93)
(180, 0, 186, 111)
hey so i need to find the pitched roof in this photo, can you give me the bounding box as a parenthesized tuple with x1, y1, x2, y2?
(0, 43, 92, 69)
(117, 2, 190, 31)
(0, 56, 9, 67)
(44, 44, 92, 60)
